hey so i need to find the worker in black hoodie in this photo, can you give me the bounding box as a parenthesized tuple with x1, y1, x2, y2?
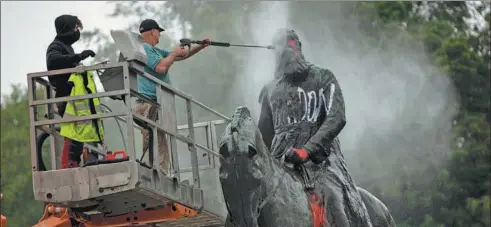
(46, 14, 96, 171)
(45, 14, 96, 226)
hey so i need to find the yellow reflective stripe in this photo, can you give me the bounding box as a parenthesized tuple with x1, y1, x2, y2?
(63, 113, 106, 127)
(63, 112, 92, 125)
(72, 102, 102, 113)
(77, 120, 92, 125)
(74, 102, 90, 112)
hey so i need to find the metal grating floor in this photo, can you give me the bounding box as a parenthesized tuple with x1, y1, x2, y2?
(158, 211, 225, 227)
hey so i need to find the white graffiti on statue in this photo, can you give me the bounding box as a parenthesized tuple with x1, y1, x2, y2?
(286, 84, 336, 124)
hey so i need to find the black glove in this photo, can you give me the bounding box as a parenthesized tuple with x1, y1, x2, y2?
(79, 50, 96, 60)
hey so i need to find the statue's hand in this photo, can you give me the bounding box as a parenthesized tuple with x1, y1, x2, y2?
(285, 147, 309, 165)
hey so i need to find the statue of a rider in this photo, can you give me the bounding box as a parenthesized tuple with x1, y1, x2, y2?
(258, 28, 373, 226)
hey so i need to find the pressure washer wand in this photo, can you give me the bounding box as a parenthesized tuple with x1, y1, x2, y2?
(179, 38, 274, 50)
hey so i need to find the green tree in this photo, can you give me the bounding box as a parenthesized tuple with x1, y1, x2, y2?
(1, 84, 45, 226)
(359, 2, 489, 226)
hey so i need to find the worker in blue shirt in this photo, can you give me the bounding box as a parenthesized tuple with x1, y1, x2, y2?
(136, 19, 210, 175)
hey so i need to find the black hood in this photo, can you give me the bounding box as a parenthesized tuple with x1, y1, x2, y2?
(54, 14, 82, 45)
(271, 29, 311, 81)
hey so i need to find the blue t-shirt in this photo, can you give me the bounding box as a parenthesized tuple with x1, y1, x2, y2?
(137, 43, 172, 99)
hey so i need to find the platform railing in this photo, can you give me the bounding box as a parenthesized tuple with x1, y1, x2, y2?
(105, 114, 227, 171)
(176, 119, 228, 172)
(27, 60, 230, 189)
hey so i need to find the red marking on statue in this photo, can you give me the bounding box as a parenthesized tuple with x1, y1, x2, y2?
(288, 39, 297, 49)
(295, 148, 309, 161)
(288, 39, 300, 56)
(308, 191, 327, 227)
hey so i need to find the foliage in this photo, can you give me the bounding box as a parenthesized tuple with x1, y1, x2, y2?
(1, 84, 45, 226)
(346, 2, 490, 226)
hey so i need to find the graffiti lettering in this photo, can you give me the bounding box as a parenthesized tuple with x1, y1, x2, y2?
(286, 84, 335, 124)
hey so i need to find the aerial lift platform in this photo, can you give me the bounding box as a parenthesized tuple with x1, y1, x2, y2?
(27, 30, 229, 226)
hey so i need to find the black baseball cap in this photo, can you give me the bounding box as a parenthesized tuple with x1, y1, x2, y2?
(139, 19, 165, 33)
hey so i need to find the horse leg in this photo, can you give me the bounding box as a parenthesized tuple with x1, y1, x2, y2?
(317, 186, 350, 227)
(316, 173, 373, 227)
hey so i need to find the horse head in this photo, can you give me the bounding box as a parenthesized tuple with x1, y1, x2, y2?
(219, 106, 275, 176)
(218, 106, 278, 227)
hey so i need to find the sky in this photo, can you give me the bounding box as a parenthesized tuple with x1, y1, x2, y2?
(0, 1, 134, 98)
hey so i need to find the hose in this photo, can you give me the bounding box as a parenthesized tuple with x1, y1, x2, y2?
(36, 128, 59, 171)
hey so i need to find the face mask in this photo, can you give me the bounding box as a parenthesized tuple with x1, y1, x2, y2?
(73, 30, 81, 42)
(65, 30, 81, 44)
(56, 29, 80, 45)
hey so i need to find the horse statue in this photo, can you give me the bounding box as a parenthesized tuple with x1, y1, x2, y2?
(218, 106, 396, 227)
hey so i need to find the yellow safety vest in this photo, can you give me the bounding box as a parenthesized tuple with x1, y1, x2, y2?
(60, 71, 105, 143)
